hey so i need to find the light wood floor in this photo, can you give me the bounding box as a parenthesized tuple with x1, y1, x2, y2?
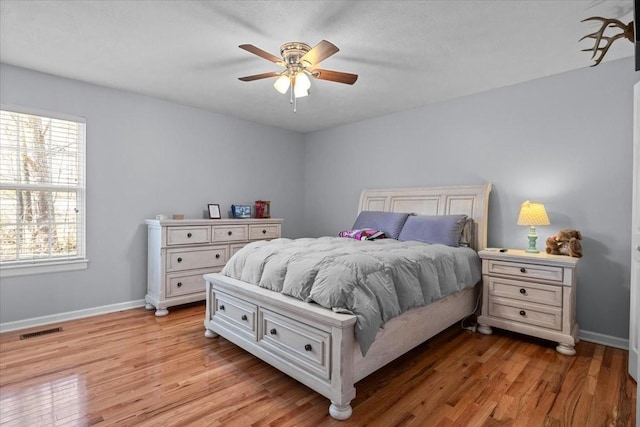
(0, 302, 636, 426)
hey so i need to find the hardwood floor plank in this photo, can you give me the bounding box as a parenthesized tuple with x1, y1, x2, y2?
(0, 303, 635, 426)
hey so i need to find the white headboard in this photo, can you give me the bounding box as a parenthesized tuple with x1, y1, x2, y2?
(358, 183, 492, 251)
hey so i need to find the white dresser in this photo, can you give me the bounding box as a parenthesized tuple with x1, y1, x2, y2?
(145, 218, 282, 316)
(477, 249, 580, 355)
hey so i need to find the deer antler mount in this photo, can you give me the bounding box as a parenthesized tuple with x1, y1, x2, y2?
(580, 17, 634, 66)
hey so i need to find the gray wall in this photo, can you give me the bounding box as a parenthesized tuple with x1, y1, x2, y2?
(0, 64, 306, 324)
(304, 57, 639, 340)
(1, 58, 637, 342)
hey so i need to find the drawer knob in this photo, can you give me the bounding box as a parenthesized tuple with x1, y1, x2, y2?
(177, 282, 182, 287)
(304, 344, 312, 352)
(215, 254, 220, 259)
(219, 305, 225, 311)
(519, 310, 526, 316)
(519, 288, 526, 294)
(177, 257, 183, 263)
(262, 229, 267, 234)
(270, 328, 277, 335)
(241, 314, 248, 321)
(228, 231, 233, 236)
(187, 232, 192, 238)
(520, 267, 526, 273)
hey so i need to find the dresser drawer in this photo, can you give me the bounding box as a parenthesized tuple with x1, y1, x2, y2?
(489, 296, 562, 331)
(230, 243, 246, 257)
(212, 225, 248, 242)
(166, 226, 210, 246)
(249, 224, 280, 240)
(259, 308, 331, 380)
(486, 277, 562, 307)
(485, 260, 564, 283)
(166, 246, 228, 272)
(213, 291, 257, 340)
(166, 270, 210, 297)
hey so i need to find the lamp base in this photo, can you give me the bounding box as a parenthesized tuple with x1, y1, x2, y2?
(525, 229, 539, 253)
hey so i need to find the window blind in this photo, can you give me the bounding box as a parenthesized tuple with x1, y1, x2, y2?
(0, 108, 86, 267)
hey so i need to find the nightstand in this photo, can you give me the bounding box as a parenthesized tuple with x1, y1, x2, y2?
(477, 249, 580, 355)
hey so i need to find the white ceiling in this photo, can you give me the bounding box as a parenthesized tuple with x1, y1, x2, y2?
(0, 1, 635, 133)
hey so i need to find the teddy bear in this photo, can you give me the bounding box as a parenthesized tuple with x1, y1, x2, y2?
(545, 229, 583, 258)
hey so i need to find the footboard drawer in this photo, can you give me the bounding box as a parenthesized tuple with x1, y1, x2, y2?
(259, 308, 331, 381)
(213, 291, 258, 341)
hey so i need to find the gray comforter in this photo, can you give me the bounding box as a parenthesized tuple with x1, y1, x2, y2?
(221, 237, 481, 355)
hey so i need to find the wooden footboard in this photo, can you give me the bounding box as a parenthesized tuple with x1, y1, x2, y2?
(204, 272, 478, 420)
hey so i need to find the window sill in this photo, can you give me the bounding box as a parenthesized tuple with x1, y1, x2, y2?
(0, 259, 89, 278)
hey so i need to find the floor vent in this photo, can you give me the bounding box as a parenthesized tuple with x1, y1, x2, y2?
(20, 327, 63, 340)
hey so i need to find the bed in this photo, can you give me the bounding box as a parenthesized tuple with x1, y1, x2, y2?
(203, 183, 491, 420)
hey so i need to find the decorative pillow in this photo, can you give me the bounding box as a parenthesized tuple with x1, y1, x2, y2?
(397, 214, 468, 247)
(352, 211, 409, 239)
(339, 228, 387, 241)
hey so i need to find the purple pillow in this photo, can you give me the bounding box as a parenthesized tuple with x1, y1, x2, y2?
(352, 211, 409, 239)
(397, 215, 468, 247)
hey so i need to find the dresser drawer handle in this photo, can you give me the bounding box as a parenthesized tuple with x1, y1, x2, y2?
(215, 254, 220, 259)
(177, 257, 183, 263)
(519, 310, 526, 316)
(304, 344, 312, 352)
(520, 267, 526, 273)
(262, 229, 267, 234)
(228, 231, 233, 236)
(241, 314, 248, 321)
(270, 328, 277, 335)
(177, 282, 182, 287)
(519, 288, 526, 294)
(219, 305, 225, 311)
(187, 232, 192, 238)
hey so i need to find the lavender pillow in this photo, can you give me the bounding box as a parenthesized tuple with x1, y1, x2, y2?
(398, 214, 468, 247)
(352, 211, 409, 239)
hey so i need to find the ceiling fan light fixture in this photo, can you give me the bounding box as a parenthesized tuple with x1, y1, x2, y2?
(294, 72, 311, 98)
(273, 74, 290, 94)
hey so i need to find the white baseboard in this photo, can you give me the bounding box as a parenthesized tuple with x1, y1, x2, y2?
(579, 329, 629, 351)
(0, 299, 146, 333)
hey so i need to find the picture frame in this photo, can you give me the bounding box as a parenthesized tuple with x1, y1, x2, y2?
(208, 204, 221, 219)
(231, 204, 252, 219)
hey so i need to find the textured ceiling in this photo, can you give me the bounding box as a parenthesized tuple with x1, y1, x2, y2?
(0, 0, 635, 133)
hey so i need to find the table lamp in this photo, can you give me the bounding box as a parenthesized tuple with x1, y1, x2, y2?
(517, 201, 550, 253)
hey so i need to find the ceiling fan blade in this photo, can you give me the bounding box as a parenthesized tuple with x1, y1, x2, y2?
(238, 71, 280, 82)
(311, 69, 358, 85)
(239, 44, 283, 65)
(300, 40, 339, 66)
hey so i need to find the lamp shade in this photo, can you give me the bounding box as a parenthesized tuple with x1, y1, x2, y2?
(294, 72, 311, 98)
(517, 201, 550, 226)
(273, 74, 290, 94)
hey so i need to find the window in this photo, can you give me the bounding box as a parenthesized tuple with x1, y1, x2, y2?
(0, 107, 87, 277)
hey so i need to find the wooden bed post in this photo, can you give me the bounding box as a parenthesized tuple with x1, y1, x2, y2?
(329, 323, 356, 420)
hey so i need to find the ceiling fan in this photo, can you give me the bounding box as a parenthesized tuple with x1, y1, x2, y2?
(238, 40, 358, 112)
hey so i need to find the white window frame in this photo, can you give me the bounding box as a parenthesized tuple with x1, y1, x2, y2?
(0, 105, 88, 278)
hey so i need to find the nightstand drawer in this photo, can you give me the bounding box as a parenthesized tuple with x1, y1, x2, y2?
(212, 225, 248, 242)
(166, 246, 228, 272)
(485, 260, 564, 283)
(486, 277, 562, 307)
(249, 224, 280, 240)
(489, 297, 562, 330)
(166, 226, 210, 246)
